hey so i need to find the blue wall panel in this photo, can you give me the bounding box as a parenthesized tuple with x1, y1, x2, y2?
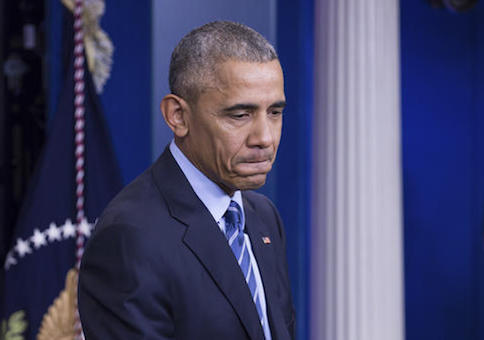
(401, 1, 484, 339)
(476, 2, 484, 336)
(276, 0, 313, 339)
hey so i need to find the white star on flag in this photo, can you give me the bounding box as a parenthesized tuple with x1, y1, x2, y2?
(78, 219, 93, 237)
(4, 251, 17, 270)
(15, 238, 32, 258)
(46, 222, 62, 242)
(62, 219, 76, 239)
(31, 229, 47, 249)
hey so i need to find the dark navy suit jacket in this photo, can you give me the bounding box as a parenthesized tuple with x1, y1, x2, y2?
(78, 147, 295, 339)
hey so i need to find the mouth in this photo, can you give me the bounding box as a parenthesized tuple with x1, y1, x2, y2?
(236, 160, 273, 175)
(245, 158, 272, 163)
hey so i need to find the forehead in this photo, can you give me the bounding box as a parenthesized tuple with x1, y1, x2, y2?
(202, 60, 285, 106)
(213, 60, 284, 87)
(191, 60, 285, 111)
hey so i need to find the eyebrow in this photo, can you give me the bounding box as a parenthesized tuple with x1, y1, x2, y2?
(269, 101, 287, 109)
(222, 101, 286, 113)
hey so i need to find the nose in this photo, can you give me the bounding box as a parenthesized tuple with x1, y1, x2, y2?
(247, 114, 277, 149)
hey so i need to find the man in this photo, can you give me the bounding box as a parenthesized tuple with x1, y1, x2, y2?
(79, 21, 295, 340)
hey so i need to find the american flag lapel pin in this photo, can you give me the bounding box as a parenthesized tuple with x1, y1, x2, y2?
(262, 236, 271, 244)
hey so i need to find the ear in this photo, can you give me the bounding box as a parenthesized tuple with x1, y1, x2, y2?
(160, 94, 190, 137)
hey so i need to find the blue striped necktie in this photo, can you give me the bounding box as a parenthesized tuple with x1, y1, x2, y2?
(224, 200, 265, 326)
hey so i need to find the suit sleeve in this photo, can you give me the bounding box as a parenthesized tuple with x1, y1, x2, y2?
(78, 223, 174, 340)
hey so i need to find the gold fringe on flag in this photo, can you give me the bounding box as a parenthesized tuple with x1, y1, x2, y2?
(61, 0, 114, 94)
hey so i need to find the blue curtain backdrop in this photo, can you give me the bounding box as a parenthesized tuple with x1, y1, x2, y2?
(401, 1, 484, 339)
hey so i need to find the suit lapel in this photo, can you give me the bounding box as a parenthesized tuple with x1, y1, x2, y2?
(244, 196, 291, 340)
(183, 217, 265, 340)
(151, 149, 265, 340)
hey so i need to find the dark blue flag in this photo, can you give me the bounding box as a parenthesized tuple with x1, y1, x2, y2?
(1, 8, 122, 339)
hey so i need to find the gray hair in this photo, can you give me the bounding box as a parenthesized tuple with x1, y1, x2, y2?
(169, 21, 278, 103)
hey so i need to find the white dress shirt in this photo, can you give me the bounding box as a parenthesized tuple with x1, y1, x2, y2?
(169, 140, 272, 339)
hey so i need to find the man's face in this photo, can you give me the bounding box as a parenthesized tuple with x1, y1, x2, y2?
(181, 60, 285, 195)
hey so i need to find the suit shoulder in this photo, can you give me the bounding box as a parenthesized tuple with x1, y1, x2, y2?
(243, 190, 278, 212)
(94, 164, 169, 233)
(243, 190, 271, 206)
(242, 190, 282, 229)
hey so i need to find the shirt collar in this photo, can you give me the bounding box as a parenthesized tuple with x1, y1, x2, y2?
(169, 140, 245, 225)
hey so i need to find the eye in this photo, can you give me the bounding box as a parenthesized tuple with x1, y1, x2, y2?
(230, 112, 249, 119)
(270, 110, 283, 117)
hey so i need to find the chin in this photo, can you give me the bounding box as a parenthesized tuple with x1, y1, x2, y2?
(236, 174, 268, 191)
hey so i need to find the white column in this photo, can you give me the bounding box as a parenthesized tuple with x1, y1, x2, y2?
(311, 1, 404, 340)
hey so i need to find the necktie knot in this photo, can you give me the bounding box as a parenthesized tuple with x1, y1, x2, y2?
(224, 200, 243, 232)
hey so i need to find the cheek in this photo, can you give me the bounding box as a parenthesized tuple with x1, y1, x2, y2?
(272, 125, 283, 155)
(274, 121, 283, 142)
(215, 139, 245, 171)
(221, 143, 241, 167)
